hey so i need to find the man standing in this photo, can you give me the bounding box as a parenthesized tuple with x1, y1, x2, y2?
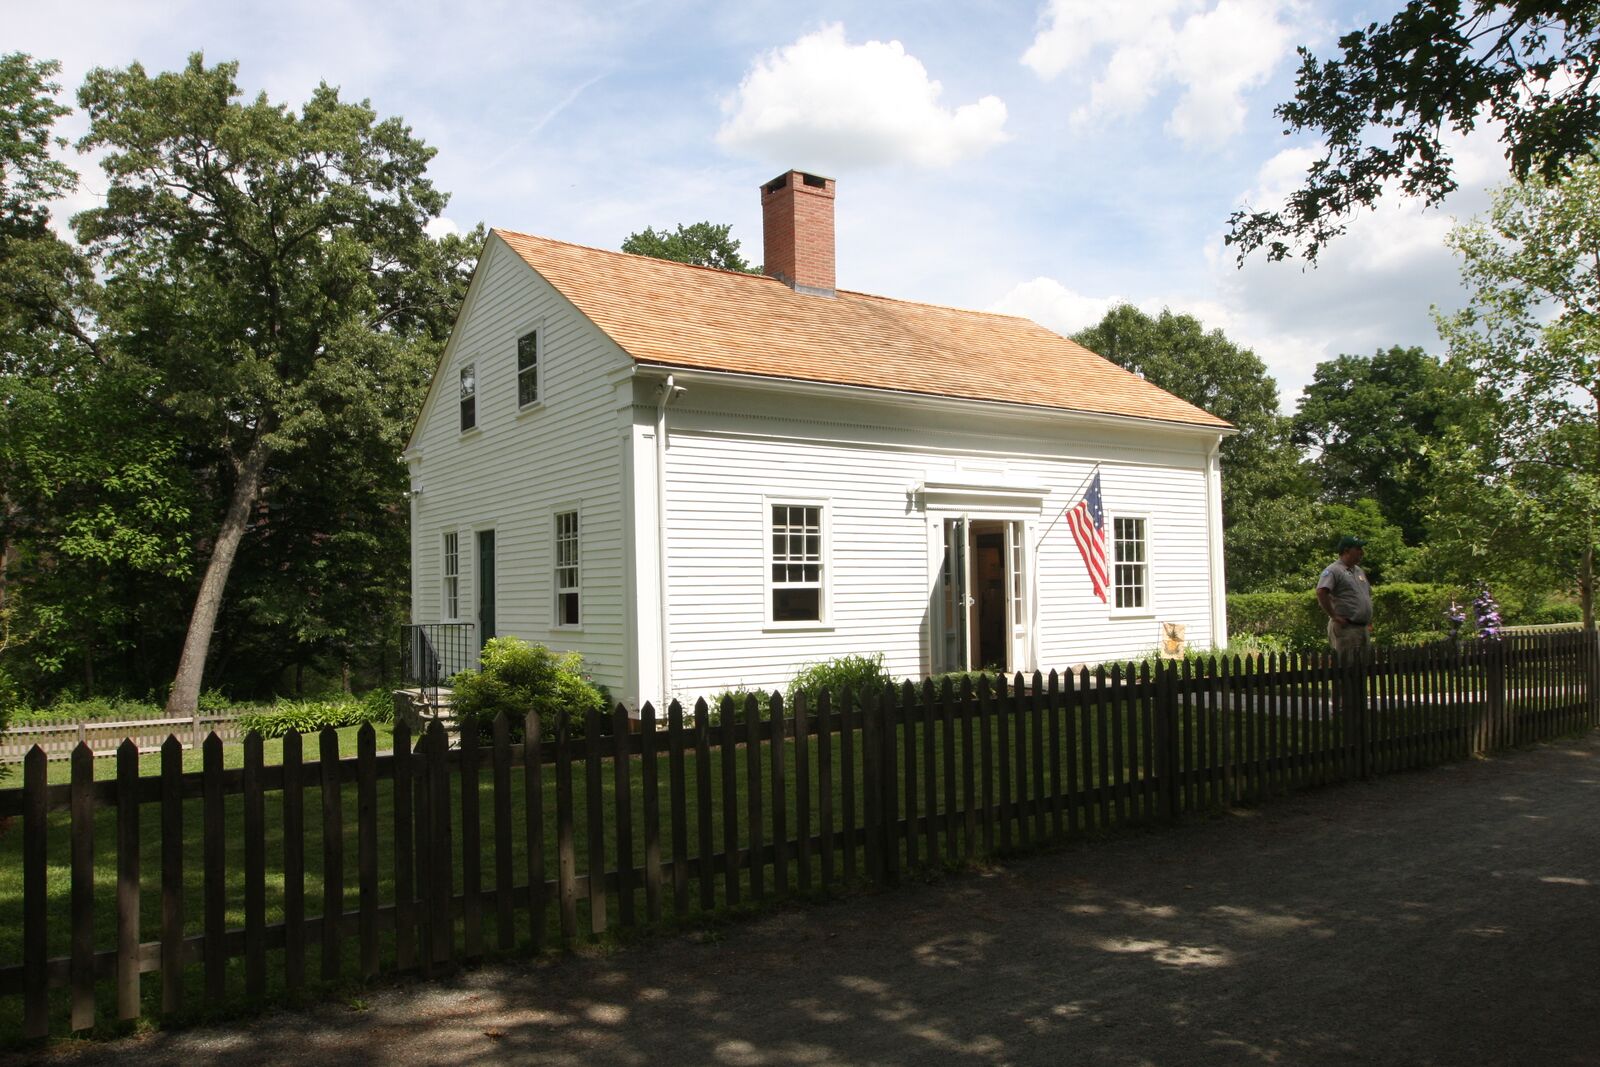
(1317, 535, 1373, 660)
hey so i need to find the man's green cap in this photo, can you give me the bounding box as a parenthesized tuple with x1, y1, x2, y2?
(1337, 535, 1366, 551)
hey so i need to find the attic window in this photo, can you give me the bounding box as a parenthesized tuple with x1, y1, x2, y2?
(517, 330, 539, 408)
(801, 173, 826, 188)
(459, 363, 477, 432)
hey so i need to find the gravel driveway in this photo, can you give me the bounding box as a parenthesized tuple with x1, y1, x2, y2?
(19, 731, 1600, 1067)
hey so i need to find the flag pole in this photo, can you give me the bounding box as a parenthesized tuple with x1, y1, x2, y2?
(1029, 461, 1102, 672)
(1035, 462, 1101, 550)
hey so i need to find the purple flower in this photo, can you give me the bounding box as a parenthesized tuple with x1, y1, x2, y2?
(1473, 584, 1503, 640)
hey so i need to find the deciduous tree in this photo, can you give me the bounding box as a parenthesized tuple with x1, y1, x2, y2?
(1437, 155, 1600, 626)
(1073, 305, 1318, 592)
(621, 221, 758, 272)
(73, 54, 457, 712)
(1229, 2, 1600, 262)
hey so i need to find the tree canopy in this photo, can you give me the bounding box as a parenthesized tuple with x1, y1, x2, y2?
(1292, 346, 1466, 543)
(1, 53, 479, 709)
(621, 221, 758, 272)
(1229, 2, 1600, 263)
(1436, 153, 1600, 624)
(1073, 305, 1318, 591)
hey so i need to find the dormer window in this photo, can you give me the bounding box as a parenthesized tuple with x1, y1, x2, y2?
(459, 362, 477, 432)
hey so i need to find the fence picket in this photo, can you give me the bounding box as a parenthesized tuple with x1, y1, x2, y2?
(319, 728, 345, 981)
(978, 677, 996, 852)
(668, 702, 690, 916)
(426, 720, 454, 969)
(746, 694, 765, 902)
(525, 711, 547, 949)
(818, 689, 837, 887)
(1011, 673, 1028, 847)
(771, 693, 789, 894)
(117, 739, 142, 1019)
(642, 703, 663, 923)
(720, 696, 740, 907)
(694, 700, 715, 911)
(203, 734, 227, 1005)
(243, 733, 267, 998)
(961, 679, 977, 860)
(996, 675, 1012, 851)
(393, 721, 415, 970)
(281, 731, 305, 991)
(840, 688, 858, 881)
(613, 705, 636, 927)
(24, 747, 48, 1038)
(1031, 671, 1047, 841)
(555, 713, 578, 945)
(586, 708, 607, 935)
(358, 723, 380, 976)
(794, 692, 813, 892)
(492, 713, 514, 951)
(922, 679, 939, 866)
(460, 717, 484, 959)
(902, 681, 919, 868)
(940, 680, 958, 858)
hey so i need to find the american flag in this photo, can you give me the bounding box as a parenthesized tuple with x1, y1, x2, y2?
(1066, 472, 1109, 603)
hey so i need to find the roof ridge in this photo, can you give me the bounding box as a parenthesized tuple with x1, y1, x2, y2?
(492, 227, 782, 284)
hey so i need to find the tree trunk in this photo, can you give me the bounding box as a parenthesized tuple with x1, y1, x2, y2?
(165, 433, 274, 715)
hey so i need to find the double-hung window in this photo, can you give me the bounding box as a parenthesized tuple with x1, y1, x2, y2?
(459, 363, 477, 432)
(769, 502, 825, 623)
(554, 509, 580, 626)
(442, 532, 460, 619)
(1113, 516, 1149, 611)
(517, 330, 539, 408)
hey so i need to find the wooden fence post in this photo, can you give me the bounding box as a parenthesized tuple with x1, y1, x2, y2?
(1157, 662, 1180, 824)
(861, 685, 884, 885)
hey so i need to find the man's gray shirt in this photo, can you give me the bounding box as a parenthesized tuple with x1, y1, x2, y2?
(1317, 562, 1373, 624)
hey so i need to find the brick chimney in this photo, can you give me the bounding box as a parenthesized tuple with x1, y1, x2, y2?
(761, 170, 835, 296)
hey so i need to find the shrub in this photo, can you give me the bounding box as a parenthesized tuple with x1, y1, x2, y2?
(786, 653, 893, 711)
(237, 695, 388, 740)
(448, 637, 607, 740)
(696, 688, 773, 727)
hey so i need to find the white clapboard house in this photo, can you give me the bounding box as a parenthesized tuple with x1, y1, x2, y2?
(404, 170, 1233, 709)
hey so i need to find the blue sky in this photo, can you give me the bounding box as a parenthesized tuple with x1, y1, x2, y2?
(16, 0, 1513, 409)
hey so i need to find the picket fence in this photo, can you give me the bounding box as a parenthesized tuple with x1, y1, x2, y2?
(2, 631, 1595, 1039)
(0, 715, 245, 763)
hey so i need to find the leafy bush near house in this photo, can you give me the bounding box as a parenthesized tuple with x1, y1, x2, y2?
(786, 653, 894, 711)
(449, 637, 607, 740)
(695, 688, 773, 727)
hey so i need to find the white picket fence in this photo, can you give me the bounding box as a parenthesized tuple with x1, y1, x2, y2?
(0, 713, 246, 762)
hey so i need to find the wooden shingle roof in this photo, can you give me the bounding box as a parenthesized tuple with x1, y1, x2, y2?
(496, 229, 1230, 430)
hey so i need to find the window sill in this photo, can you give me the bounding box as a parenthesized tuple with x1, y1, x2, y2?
(763, 622, 835, 634)
(551, 624, 584, 633)
(1108, 608, 1158, 620)
(459, 427, 483, 440)
(516, 401, 544, 420)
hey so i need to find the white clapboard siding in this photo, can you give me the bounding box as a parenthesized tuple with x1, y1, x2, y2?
(659, 389, 1219, 704)
(408, 236, 633, 694)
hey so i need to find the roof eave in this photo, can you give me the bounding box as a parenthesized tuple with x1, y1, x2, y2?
(631, 362, 1236, 437)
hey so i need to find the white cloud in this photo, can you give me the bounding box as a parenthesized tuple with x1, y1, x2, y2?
(1023, 0, 1298, 144)
(988, 278, 1123, 337)
(716, 24, 1009, 171)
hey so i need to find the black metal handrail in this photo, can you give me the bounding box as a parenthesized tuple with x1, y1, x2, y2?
(401, 623, 476, 691)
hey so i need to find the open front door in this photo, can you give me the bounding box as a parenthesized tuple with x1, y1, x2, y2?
(941, 515, 970, 673)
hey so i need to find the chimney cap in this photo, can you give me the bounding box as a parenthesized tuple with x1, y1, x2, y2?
(762, 170, 835, 196)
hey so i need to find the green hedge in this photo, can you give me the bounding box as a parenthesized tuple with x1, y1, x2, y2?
(1227, 583, 1467, 650)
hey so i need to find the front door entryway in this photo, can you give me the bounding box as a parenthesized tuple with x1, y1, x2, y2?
(938, 516, 1026, 674)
